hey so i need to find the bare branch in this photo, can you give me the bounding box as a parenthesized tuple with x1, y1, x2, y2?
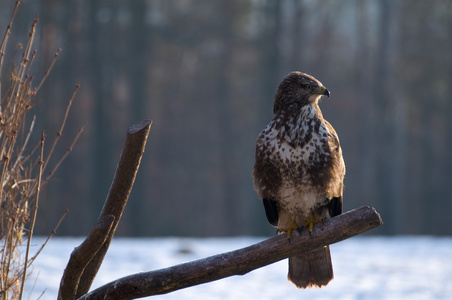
(58, 215, 115, 300)
(57, 120, 152, 299)
(78, 206, 382, 300)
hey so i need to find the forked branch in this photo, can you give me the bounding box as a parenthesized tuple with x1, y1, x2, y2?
(58, 120, 152, 300)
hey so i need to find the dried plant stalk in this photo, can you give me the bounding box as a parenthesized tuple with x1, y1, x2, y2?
(1, 2, 82, 299)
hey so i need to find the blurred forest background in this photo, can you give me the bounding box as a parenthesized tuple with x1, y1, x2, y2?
(1, 0, 451, 237)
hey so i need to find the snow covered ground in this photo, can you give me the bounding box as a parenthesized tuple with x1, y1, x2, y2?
(25, 236, 452, 299)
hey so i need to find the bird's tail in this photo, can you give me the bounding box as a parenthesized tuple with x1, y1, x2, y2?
(288, 245, 333, 288)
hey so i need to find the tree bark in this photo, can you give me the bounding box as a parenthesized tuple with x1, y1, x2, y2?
(58, 120, 152, 300)
(58, 215, 115, 300)
(77, 206, 382, 300)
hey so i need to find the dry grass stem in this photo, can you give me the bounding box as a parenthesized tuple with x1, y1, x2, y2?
(18, 132, 44, 299)
(1, 3, 81, 299)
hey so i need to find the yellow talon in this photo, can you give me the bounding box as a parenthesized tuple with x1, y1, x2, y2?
(279, 219, 298, 240)
(303, 214, 323, 233)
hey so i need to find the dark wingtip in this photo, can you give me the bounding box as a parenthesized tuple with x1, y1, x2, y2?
(263, 198, 279, 226)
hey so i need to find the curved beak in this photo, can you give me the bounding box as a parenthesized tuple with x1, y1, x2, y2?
(321, 86, 330, 97)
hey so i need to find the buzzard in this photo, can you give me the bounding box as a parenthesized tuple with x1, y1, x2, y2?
(252, 71, 345, 288)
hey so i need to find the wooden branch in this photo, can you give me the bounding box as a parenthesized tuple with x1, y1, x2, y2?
(77, 206, 382, 300)
(58, 120, 152, 300)
(58, 215, 115, 300)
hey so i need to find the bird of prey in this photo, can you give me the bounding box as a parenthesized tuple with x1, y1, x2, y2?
(252, 71, 345, 288)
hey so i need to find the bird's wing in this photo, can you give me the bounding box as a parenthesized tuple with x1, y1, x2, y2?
(252, 128, 283, 227)
(263, 198, 279, 226)
(324, 120, 345, 217)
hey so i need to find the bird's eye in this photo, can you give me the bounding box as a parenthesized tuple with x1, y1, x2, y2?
(306, 84, 312, 89)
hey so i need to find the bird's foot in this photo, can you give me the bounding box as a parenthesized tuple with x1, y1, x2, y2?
(297, 226, 304, 235)
(278, 219, 298, 243)
(303, 214, 323, 236)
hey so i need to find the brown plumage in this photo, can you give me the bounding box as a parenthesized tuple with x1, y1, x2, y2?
(252, 71, 345, 288)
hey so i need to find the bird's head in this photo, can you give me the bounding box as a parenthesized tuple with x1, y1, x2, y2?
(273, 71, 330, 114)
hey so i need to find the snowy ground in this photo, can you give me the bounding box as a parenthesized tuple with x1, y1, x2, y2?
(24, 236, 452, 300)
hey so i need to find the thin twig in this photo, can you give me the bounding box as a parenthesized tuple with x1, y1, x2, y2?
(19, 131, 44, 299)
(33, 48, 62, 96)
(11, 17, 37, 102)
(42, 84, 79, 176)
(42, 122, 85, 188)
(2, 206, 17, 298)
(29, 270, 41, 300)
(19, 139, 41, 173)
(24, 50, 37, 88)
(27, 209, 69, 267)
(6, 115, 36, 188)
(0, 0, 21, 100)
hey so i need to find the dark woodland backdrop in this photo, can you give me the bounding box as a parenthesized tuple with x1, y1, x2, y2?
(1, 0, 451, 236)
